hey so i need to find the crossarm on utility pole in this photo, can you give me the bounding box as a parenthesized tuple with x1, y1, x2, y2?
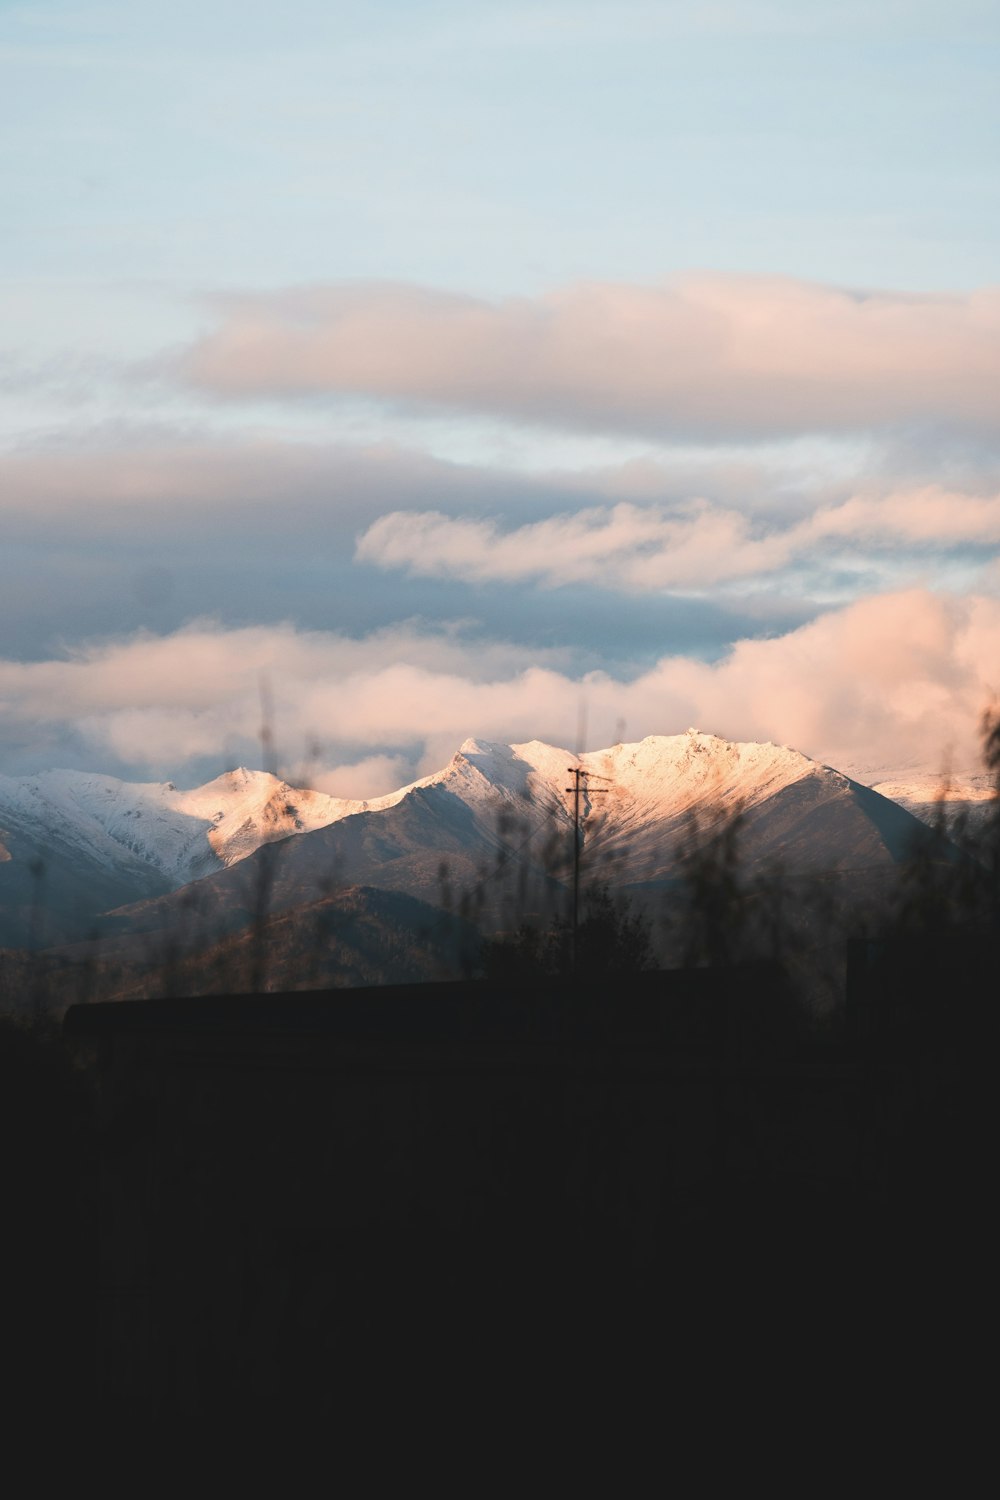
(564, 767, 611, 972)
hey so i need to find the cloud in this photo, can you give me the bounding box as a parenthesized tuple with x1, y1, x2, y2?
(0, 433, 500, 541)
(808, 488, 1000, 546)
(6, 429, 994, 591)
(4, 430, 796, 676)
(356, 502, 789, 589)
(0, 619, 574, 774)
(4, 425, 995, 692)
(357, 486, 1000, 592)
(307, 753, 413, 799)
(183, 275, 1000, 442)
(1, 590, 997, 785)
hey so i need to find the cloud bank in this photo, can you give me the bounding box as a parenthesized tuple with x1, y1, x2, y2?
(2, 590, 996, 787)
(184, 275, 1000, 441)
(7, 275, 998, 786)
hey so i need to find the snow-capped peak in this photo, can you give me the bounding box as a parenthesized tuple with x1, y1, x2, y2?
(0, 730, 902, 919)
(3, 731, 956, 952)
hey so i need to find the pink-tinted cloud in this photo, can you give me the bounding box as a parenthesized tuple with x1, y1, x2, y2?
(183, 275, 1000, 440)
(356, 502, 790, 589)
(306, 753, 413, 799)
(357, 485, 1000, 592)
(1, 590, 996, 782)
(808, 487, 1000, 545)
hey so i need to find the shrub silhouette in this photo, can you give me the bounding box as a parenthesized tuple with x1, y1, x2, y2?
(483, 882, 654, 980)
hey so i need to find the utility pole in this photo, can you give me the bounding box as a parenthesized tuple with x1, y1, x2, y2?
(564, 766, 610, 971)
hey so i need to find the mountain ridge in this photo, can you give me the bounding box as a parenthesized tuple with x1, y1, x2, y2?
(0, 732, 963, 952)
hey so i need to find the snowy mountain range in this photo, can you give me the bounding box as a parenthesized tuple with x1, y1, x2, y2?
(0, 762, 421, 946)
(0, 731, 961, 952)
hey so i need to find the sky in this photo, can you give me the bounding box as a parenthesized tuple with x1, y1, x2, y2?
(1, 0, 999, 792)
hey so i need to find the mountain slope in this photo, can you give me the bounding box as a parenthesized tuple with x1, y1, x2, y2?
(865, 772, 996, 839)
(94, 733, 940, 957)
(0, 764, 417, 946)
(1, 732, 951, 954)
(552, 733, 927, 880)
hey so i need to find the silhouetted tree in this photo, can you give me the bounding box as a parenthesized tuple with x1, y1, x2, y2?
(670, 799, 748, 967)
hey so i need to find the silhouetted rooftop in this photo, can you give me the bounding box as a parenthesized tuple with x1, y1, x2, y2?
(63, 963, 789, 1051)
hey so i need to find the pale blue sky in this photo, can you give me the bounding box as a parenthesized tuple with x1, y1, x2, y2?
(1, 1, 998, 783)
(3, 1, 997, 301)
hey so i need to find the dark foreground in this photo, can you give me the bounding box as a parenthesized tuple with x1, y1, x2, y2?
(3, 949, 994, 1432)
